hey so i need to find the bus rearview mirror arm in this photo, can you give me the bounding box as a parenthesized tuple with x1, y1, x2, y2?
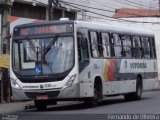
(2, 35, 11, 54)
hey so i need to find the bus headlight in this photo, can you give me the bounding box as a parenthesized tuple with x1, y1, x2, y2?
(65, 74, 77, 87)
(11, 78, 21, 90)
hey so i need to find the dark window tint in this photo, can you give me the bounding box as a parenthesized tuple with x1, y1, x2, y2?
(111, 34, 122, 57)
(132, 36, 142, 58)
(122, 35, 132, 58)
(150, 37, 156, 58)
(90, 31, 100, 57)
(141, 37, 150, 58)
(101, 33, 110, 57)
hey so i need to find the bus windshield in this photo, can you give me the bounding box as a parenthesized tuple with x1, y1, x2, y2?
(12, 36, 74, 76)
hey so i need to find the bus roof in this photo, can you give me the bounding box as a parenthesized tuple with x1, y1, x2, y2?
(75, 21, 154, 36)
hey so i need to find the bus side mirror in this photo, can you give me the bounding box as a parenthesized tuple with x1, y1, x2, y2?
(3, 35, 11, 54)
(81, 38, 87, 49)
(3, 44, 6, 54)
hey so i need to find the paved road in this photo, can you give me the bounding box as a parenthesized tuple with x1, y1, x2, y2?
(1, 91, 160, 120)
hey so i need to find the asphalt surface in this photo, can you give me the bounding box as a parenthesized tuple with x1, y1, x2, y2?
(1, 91, 160, 120)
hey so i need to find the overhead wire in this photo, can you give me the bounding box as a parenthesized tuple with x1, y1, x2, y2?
(91, 0, 141, 9)
(61, 1, 115, 13)
(113, 0, 147, 9)
(61, 1, 160, 18)
(35, 0, 159, 17)
(61, 1, 160, 17)
(90, 0, 159, 12)
(101, 0, 158, 9)
(32, 0, 160, 24)
(60, 0, 160, 24)
(125, 0, 159, 9)
(85, 0, 118, 10)
(61, 1, 160, 23)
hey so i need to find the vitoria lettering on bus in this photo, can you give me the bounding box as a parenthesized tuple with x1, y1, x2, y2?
(122, 60, 148, 69)
(130, 62, 147, 69)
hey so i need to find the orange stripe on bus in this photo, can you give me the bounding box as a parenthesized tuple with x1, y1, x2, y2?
(9, 16, 19, 23)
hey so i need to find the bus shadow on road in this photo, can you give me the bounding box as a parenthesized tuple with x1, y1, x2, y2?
(34, 97, 150, 112)
(24, 96, 151, 112)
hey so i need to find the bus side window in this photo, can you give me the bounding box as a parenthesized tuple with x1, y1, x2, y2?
(112, 33, 122, 58)
(141, 37, 150, 58)
(132, 36, 142, 58)
(150, 37, 156, 58)
(89, 31, 100, 57)
(101, 32, 110, 57)
(122, 35, 132, 58)
(13, 42, 20, 70)
(82, 38, 89, 61)
(78, 35, 82, 62)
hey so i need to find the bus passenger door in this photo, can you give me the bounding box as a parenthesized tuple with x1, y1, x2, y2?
(77, 33, 89, 72)
(78, 32, 94, 98)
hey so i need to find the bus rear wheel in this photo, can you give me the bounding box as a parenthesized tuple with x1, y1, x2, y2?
(34, 100, 47, 110)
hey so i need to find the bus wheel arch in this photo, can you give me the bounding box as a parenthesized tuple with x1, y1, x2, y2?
(137, 74, 143, 90)
(94, 76, 103, 102)
(84, 76, 103, 107)
(124, 74, 143, 101)
(135, 74, 143, 100)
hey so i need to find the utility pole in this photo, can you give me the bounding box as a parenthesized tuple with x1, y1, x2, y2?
(48, 0, 54, 20)
(48, 0, 60, 20)
(0, 0, 12, 102)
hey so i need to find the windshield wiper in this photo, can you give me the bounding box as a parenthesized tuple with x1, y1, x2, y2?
(25, 37, 40, 67)
(44, 35, 58, 54)
(27, 40, 36, 53)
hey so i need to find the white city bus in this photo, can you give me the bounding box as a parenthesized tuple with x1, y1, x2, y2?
(10, 20, 158, 110)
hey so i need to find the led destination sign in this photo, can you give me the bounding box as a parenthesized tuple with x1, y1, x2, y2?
(14, 24, 73, 36)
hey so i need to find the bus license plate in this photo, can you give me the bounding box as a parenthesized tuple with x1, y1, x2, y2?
(36, 95, 48, 100)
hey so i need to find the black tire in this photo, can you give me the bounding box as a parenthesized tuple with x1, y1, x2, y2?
(34, 100, 47, 110)
(84, 81, 102, 107)
(84, 86, 98, 107)
(124, 77, 142, 101)
(133, 77, 143, 100)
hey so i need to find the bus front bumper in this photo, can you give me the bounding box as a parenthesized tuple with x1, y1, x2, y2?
(11, 83, 80, 101)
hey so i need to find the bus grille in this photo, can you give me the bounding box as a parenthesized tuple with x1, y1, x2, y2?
(25, 91, 60, 99)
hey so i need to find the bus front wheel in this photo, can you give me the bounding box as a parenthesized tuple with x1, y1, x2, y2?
(84, 80, 102, 107)
(84, 87, 98, 107)
(133, 77, 143, 100)
(124, 77, 142, 101)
